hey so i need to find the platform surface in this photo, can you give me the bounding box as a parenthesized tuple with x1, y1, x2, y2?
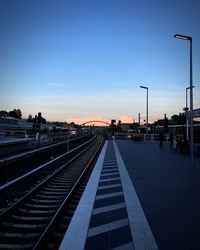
(60, 140, 200, 250)
(0, 137, 33, 145)
(115, 140, 200, 250)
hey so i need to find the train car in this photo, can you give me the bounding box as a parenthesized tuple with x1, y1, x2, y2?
(0, 117, 57, 133)
(0, 117, 33, 131)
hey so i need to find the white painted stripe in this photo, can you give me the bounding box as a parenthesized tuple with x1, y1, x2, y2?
(103, 161, 117, 163)
(97, 183, 122, 190)
(99, 177, 120, 182)
(88, 218, 129, 237)
(112, 242, 134, 250)
(103, 161, 116, 163)
(103, 159, 116, 162)
(102, 161, 117, 164)
(95, 191, 123, 200)
(103, 163, 117, 166)
(59, 142, 108, 250)
(113, 141, 159, 250)
(103, 161, 117, 164)
(93, 202, 126, 215)
(101, 172, 119, 177)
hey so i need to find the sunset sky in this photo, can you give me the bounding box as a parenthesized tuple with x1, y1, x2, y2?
(1, 0, 200, 124)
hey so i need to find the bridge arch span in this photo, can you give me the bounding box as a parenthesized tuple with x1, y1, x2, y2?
(81, 120, 110, 126)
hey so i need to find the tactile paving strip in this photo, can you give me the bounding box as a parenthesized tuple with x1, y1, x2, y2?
(85, 141, 134, 250)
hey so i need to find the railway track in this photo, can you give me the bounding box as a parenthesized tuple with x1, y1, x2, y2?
(0, 135, 104, 249)
(0, 134, 96, 210)
(0, 133, 94, 185)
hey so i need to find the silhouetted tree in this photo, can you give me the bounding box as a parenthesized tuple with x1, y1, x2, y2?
(0, 110, 9, 117)
(70, 122, 75, 127)
(9, 109, 22, 119)
(154, 119, 164, 126)
(171, 113, 185, 125)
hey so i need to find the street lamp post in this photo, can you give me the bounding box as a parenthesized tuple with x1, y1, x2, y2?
(184, 86, 194, 142)
(174, 33, 194, 164)
(140, 86, 148, 141)
(185, 86, 190, 141)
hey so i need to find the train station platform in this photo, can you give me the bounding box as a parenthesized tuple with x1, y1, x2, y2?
(0, 137, 35, 157)
(60, 140, 200, 250)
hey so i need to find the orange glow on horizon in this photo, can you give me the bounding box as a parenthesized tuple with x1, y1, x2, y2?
(119, 116, 133, 123)
(64, 116, 110, 126)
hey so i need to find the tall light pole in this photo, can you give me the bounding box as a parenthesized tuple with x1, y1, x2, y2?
(138, 113, 141, 130)
(174, 33, 194, 164)
(185, 86, 190, 141)
(184, 86, 195, 142)
(140, 85, 148, 141)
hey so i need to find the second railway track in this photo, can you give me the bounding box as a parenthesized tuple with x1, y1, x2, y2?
(0, 134, 96, 210)
(0, 134, 104, 249)
(0, 133, 94, 185)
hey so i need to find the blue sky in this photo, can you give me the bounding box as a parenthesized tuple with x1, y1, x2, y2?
(1, 0, 200, 123)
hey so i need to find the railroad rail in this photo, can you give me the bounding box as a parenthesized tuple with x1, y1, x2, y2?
(0, 133, 93, 164)
(0, 134, 94, 186)
(0, 134, 104, 249)
(0, 134, 97, 211)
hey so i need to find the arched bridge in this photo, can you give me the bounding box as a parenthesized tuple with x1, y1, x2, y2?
(81, 120, 110, 126)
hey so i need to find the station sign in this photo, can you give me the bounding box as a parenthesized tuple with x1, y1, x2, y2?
(193, 108, 200, 118)
(187, 108, 200, 118)
(184, 108, 200, 119)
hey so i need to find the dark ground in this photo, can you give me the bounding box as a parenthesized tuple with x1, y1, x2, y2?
(116, 140, 200, 250)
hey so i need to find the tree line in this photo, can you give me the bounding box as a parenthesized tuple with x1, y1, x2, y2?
(0, 109, 46, 124)
(1, 109, 198, 126)
(0, 109, 22, 119)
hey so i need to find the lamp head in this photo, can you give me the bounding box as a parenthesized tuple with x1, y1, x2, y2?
(186, 86, 195, 90)
(140, 85, 148, 90)
(174, 34, 192, 41)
